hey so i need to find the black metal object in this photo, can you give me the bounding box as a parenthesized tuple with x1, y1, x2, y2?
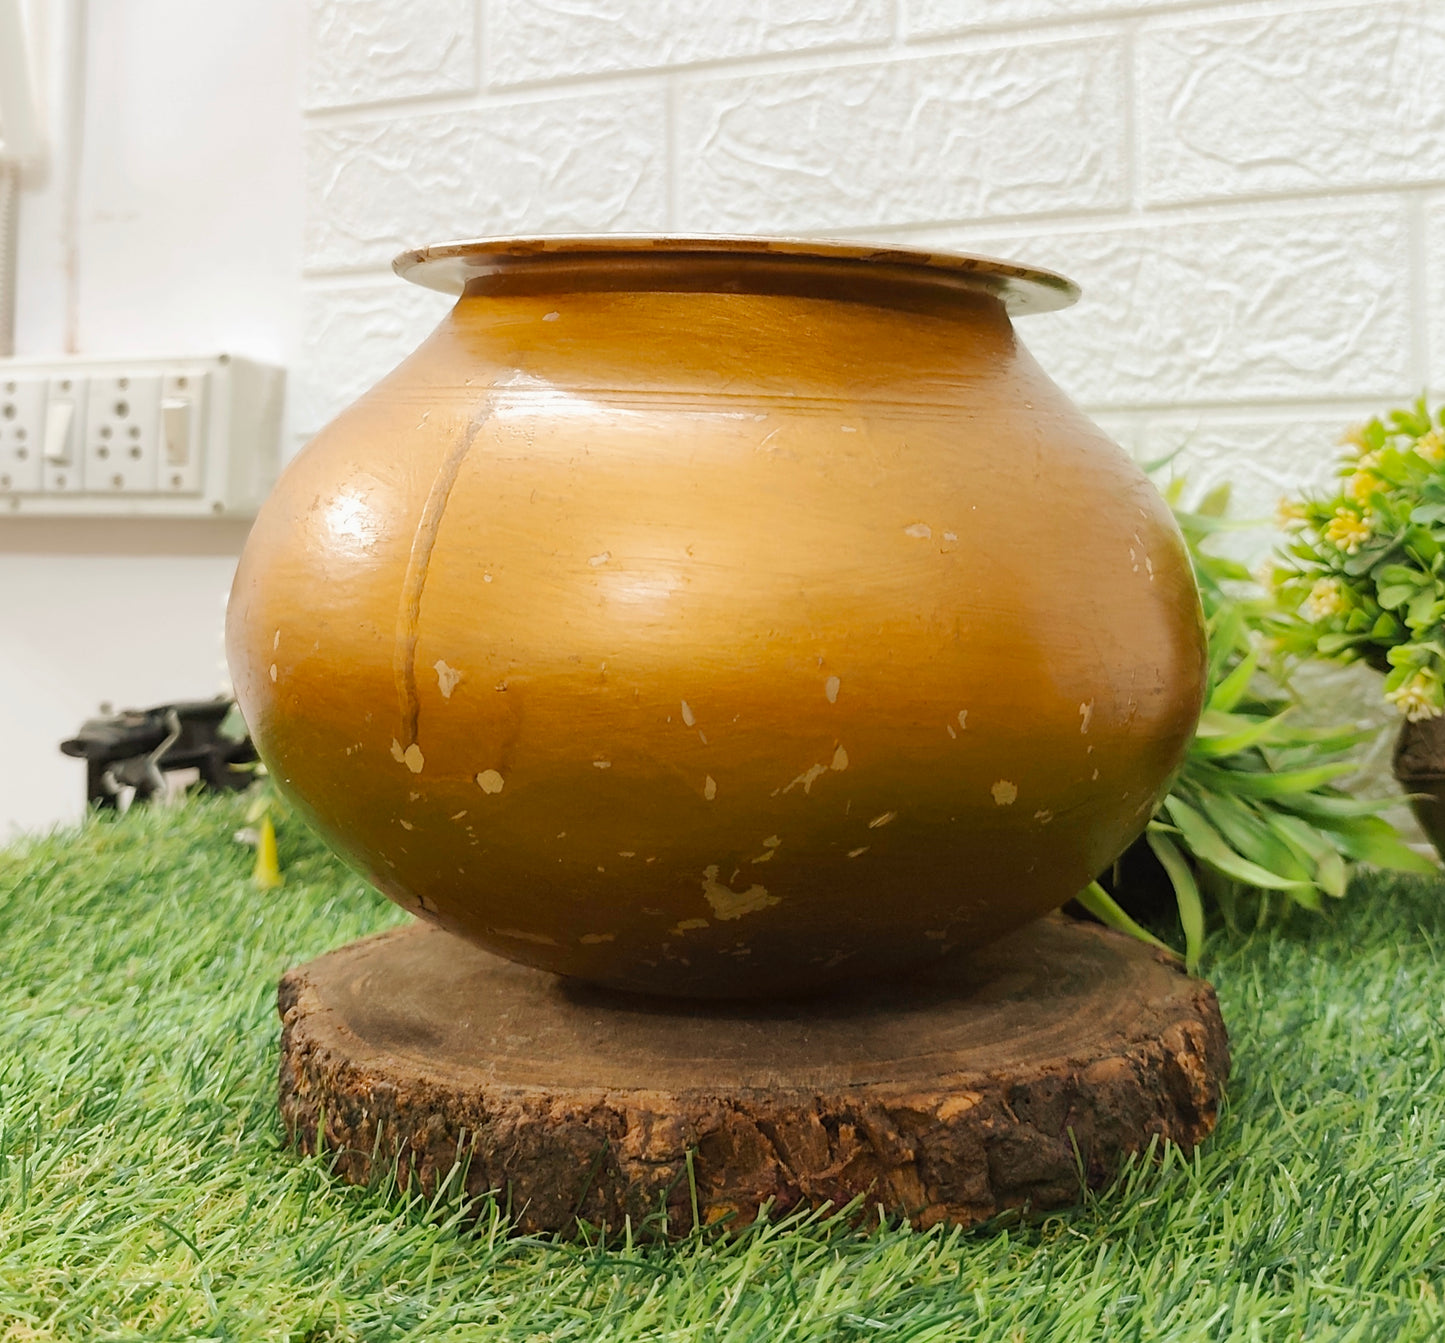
(60, 698, 257, 809)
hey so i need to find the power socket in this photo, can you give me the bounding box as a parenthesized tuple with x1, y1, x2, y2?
(0, 375, 44, 493)
(85, 373, 161, 493)
(0, 354, 283, 516)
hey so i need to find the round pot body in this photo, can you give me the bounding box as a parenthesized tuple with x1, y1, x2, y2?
(227, 237, 1206, 997)
(1393, 716, 1445, 859)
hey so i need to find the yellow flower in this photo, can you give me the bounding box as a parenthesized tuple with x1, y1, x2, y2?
(1275, 497, 1308, 529)
(1386, 671, 1444, 722)
(1356, 450, 1381, 471)
(1302, 577, 1348, 621)
(1339, 423, 1370, 453)
(1323, 509, 1371, 555)
(1416, 429, 1445, 465)
(1345, 470, 1383, 504)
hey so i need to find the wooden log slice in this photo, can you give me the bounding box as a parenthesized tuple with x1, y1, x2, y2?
(278, 914, 1229, 1234)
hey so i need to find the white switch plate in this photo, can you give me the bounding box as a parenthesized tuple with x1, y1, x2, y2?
(0, 376, 43, 492)
(41, 377, 85, 495)
(0, 354, 283, 516)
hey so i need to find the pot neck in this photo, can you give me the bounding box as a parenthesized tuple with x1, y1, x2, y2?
(457, 251, 1011, 321)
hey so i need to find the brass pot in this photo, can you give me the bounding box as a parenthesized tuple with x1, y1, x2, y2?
(227, 236, 1206, 997)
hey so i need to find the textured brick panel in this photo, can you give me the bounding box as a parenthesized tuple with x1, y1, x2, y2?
(307, 0, 477, 110)
(1141, 3, 1445, 205)
(306, 90, 668, 271)
(1139, 413, 1355, 559)
(915, 206, 1411, 408)
(1428, 199, 1445, 396)
(908, 0, 1192, 38)
(486, 0, 891, 87)
(676, 37, 1127, 234)
(294, 283, 453, 437)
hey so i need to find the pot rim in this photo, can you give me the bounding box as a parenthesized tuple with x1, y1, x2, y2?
(392, 233, 1079, 317)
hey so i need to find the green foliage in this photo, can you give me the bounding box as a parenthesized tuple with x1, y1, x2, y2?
(4, 796, 1445, 1338)
(1271, 396, 1445, 719)
(1091, 479, 1431, 973)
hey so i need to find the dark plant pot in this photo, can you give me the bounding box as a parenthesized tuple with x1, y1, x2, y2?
(1392, 717, 1445, 860)
(1098, 836, 1180, 926)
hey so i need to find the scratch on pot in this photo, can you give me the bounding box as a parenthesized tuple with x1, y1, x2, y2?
(493, 927, 557, 946)
(394, 405, 492, 748)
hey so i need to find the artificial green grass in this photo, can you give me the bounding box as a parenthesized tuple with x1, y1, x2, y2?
(2, 796, 1444, 1341)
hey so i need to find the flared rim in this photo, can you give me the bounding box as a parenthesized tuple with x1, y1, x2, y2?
(392, 234, 1079, 317)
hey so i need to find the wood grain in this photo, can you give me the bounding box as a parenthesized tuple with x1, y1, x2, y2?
(278, 915, 1229, 1234)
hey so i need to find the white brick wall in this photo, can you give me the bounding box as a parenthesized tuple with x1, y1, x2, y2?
(305, 91, 668, 271)
(485, 0, 893, 87)
(675, 37, 1129, 232)
(306, 0, 479, 110)
(298, 0, 1445, 541)
(1138, 3, 1445, 206)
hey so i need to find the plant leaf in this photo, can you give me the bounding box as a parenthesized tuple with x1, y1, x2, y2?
(1377, 583, 1418, 610)
(1313, 847, 1349, 899)
(1146, 830, 1205, 974)
(1276, 792, 1409, 821)
(1205, 606, 1248, 686)
(1208, 652, 1259, 714)
(1327, 815, 1438, 873)
(1186, 760, 1359, 799)
(1190, 710, 1297, 758)
(1194, 790, 1315, 884)
(1163, 796, 1315, 891)
(1074, 881, 1179, 959)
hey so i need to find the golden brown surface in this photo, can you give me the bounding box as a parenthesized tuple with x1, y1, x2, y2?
(394, 233, 1079, 316)
(228, 239, 1205, 996)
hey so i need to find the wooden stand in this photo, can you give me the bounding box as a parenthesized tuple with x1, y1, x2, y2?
(278, 915, 1229, 1234)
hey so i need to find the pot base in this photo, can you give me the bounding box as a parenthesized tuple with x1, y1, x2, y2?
(279, 914, 1228, 1233)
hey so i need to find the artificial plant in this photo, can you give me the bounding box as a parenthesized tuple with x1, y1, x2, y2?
(1271, 397, 1445, 721)
(1078, 479, 1432, 972)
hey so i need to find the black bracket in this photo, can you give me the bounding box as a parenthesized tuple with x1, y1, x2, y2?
(60, 697, 258, 809)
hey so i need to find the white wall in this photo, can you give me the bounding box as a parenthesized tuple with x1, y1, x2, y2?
(297, 0, 1445, 533)
(0, 0, 304, 834)
(6, 0, 1443, 831)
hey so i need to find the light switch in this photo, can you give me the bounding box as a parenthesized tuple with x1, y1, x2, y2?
(43, 399, 75, 464)
(162, 397, 191, 465)
(158, 370, 206, 495)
